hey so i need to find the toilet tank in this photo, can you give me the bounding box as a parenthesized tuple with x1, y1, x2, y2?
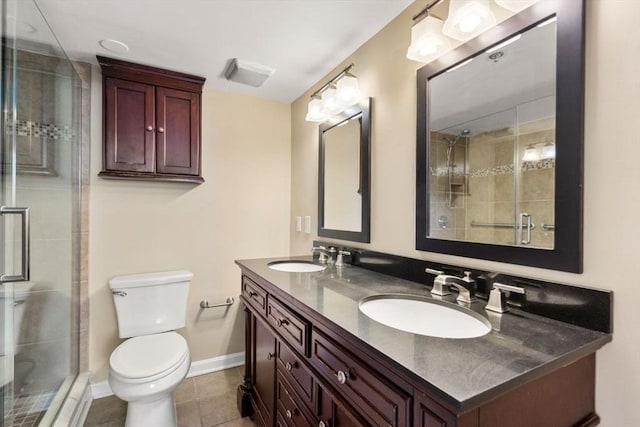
(109, 270, 192, 338)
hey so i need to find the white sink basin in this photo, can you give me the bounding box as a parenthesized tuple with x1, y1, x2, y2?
(268, 261, 327, 273)
(359, 294, 491, 339)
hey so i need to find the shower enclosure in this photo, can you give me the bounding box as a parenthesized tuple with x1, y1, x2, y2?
(1, 0, 86, 425)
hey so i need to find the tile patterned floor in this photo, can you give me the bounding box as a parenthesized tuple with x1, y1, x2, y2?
(84, 367, 256, 427)
(6, 390, 55, 427)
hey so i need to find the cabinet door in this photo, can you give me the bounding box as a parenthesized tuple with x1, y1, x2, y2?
(253, 316, 276, 426)
(414, 392, 458, 427)
(317, 383, 367, 427)
(155, 87, 200, 176)
(104, 77, 155, 172)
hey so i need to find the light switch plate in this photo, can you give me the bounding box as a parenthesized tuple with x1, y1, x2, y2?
(304, 216, 311, 234)
(296, 216, 302, 232)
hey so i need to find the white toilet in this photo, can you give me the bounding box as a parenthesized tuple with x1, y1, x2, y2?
(108, 270, 192, 427)
(1, 281, 34, 387)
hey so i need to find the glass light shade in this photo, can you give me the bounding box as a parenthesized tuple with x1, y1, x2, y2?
(406, 16, 451, 63)
(540, 143, 556, 160)
(321, 85, 346, 115)
(336, 74, 361, 106)
(305, 97, 328, 122)
(442, 0, 497, 41)
(522, 145, 540, 162)
(495, 0, 538, 12)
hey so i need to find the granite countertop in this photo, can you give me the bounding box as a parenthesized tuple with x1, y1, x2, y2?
(236, 256, 612, 411)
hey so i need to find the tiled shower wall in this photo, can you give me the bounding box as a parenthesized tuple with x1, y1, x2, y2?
(429, 117, 555, 248)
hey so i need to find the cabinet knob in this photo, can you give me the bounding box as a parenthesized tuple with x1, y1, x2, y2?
(277, 318, 289, 327)
(335, 370, 348, 384)
(146, 125, 153, 132)
(267, 352, 274, 360)
(157, 127, 165, 133)
(286, 409, 297, 419)
(319, 421, 327, 427)
(285, 361, 297, 371)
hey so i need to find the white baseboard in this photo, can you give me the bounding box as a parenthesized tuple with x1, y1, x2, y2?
(91, 352, 245, 399)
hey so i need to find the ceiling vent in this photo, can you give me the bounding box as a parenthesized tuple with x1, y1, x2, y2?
(223, 58, 274, 88)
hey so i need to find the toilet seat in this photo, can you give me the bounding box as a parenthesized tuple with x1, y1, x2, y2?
(110, 331, 189, 383)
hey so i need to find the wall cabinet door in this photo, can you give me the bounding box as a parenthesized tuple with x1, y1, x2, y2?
(104, 77, 155, 173)
(98, 56, 205, 183)
(253, 316, 276, 425)
(155, 87, 200, 176)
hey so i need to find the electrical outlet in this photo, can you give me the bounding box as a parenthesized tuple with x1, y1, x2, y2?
(296, 216, 302, 232)
(304, 216, 311, 234)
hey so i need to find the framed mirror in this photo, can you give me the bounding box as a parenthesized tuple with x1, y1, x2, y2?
(318, 98, 371, 242)
(416, 0, 584, 272)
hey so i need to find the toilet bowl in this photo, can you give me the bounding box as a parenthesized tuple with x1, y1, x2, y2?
(109, 332, 190, 427)
(107, 270, 192, 427)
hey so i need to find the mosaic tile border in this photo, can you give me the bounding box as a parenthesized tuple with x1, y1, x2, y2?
(6, 120, 76, 141)
(431, 159, 554, 179)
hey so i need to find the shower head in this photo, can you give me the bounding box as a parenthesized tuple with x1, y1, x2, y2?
(445, 128, 471, 147)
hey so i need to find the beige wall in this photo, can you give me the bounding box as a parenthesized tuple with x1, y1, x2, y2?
(89, 69, 292, 381)
(290, 1, 640, 425)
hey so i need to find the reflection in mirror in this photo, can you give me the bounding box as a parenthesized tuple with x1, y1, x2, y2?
(318, 98, 371, 243)
(324, 117, 362, 231)
(416, 0, 585, 272)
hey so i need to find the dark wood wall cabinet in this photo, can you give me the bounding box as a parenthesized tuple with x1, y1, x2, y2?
(237, 270, 603, 427)
(97, 56, 205, 183)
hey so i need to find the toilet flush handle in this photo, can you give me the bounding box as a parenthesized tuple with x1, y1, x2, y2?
(112, 290, 127, 297)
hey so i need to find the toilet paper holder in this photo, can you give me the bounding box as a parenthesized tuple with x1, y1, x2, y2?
(200, 297, 235, 309)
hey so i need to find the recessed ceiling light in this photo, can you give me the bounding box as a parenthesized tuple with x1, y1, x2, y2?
(99, 39, 129, 54)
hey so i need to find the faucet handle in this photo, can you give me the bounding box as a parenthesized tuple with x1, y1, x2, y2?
(425, 267, 444, 276)
(336, 250, 351, 267)
(312, 246, 329, 263)
(463, 271, 473, 282)
(485, 282, 525, 313)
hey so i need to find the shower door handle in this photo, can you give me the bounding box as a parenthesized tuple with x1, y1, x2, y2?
(0, 206, 30, 283)
(518, 212, 532, 245)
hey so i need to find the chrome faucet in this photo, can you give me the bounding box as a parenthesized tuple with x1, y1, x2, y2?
(426, 268, 477, 304)
(312, 246, 337, 264)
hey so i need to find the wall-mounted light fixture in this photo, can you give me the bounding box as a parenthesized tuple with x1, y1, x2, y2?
(305, 63, 362, 122)
(522, 141, 555, 162)
(407, 0, 539, 63)
(406, 2, 451, 63)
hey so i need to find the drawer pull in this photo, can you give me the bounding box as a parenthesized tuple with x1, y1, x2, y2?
(319, 421, 328, 427)
(267, 352, 274, 360)
(336, 370, 348, 384)
(145, 125, 153, 132)
(277, 318, 289, 327)
(248, 291, 258, 297)
(285, 408, 298, 419)
(285, 361, 297, 371)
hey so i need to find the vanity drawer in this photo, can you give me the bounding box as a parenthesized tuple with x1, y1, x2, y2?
(277, 340, 315, 407)
(242, 276, 267, 315)
(310, 330, 411, 427)
(267, 296, 310, 356)
(276, 372, 314, 427)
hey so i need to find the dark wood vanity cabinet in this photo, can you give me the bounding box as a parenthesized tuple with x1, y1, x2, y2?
(239, 271, 601, 427)
(97, 56, 205, 183)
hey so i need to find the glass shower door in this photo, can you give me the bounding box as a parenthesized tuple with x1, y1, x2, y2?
(1, 0, 82, 425)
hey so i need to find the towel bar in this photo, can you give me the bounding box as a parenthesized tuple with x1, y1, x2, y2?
(200, 297, 235, 309)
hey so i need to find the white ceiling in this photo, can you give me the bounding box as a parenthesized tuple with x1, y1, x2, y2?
(30, 0, 413, 103)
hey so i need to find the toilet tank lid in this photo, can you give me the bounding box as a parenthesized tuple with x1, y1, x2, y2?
(109, 270, 193, 290)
